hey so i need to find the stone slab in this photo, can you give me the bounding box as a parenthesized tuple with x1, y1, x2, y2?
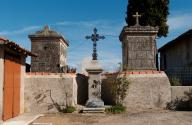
(86, 60, 103, 71)
(86, 100, 104, 108)
(82, 108, 105, 113)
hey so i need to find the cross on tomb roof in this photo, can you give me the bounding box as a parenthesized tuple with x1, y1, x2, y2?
(133, 12, 141, 26)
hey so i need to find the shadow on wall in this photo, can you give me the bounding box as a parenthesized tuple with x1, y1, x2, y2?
(76, 73, 88, 105)
(76, 73, 117, 106)
(167, 89, 192, 111)
(101, 75, 117, 105)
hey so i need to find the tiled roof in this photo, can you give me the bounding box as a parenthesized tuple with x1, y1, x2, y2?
(158, 29, 192, 52)
(0, 37, 37, 57)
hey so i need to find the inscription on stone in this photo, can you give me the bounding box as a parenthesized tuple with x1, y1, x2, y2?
(119, 23, 159, 70)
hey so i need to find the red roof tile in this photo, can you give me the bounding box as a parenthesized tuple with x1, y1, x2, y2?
(0, 37, 37, 57)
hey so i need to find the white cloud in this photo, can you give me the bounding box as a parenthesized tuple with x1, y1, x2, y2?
(55, 20, 122, 27)
(0, 31, 9, 36)
(0, 20, 124, 72)
(168, 14, 192, 31)
(0, 25, 40, 36)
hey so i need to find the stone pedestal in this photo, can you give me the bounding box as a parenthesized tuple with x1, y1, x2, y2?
(124, 72, 171, 109)
(119, 25, 159, 71)
(83, 60, 104, 112)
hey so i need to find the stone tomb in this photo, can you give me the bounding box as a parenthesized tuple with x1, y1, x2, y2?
(119, 20, 159, 71)
(117, 12, 171, 109)
(29, 25, 69, 73)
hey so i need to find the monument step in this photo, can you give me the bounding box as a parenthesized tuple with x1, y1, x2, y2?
(82, 108, 105, 113)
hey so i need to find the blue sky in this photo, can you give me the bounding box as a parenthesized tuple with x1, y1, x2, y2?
(0, 0, 192, 72)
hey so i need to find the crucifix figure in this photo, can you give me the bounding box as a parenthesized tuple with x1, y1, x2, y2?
(133, 12, 141, 26)
(85, 28, 105, 60)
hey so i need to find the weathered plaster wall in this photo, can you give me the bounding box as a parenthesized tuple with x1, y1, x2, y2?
(125, 73, 171, 109)
(171, 86, 192, 101)
(24, 73, 77, 113)
(102, 72, 171, 109)
(0, 47, 4, 120)
(20, 56, 26, 114)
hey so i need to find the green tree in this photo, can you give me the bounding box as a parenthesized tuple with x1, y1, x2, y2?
(126, 0, 169, 38)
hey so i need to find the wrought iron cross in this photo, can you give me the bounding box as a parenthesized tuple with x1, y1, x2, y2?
(133, 12, 141, 26)
(85, 28, 105, 60)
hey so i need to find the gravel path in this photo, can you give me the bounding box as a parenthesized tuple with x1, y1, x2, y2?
(30, 110, 192, 125)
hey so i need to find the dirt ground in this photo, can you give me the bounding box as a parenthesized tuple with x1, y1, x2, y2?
(30, 110, 192, 125)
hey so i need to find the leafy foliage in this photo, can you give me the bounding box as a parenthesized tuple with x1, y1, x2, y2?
(64, 106, 76, 113)
(103, 74, 130, 113)
(105, 104, 126, 114)
(167, 89, 192, 111)
(126, 0, 169, 38)
(169, 77, 181, 86)
(112, 76, 130, 105)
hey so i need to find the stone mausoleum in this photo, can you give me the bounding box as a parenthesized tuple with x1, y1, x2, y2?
(117, 12, 171, 109)
(29, 25, 69, 73)
(119, 12, 159, 71)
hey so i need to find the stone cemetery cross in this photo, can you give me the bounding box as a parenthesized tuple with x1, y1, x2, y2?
(83, 28, 105, 112)
(85, 28, 105, 60)
(133, 12, 141, 26)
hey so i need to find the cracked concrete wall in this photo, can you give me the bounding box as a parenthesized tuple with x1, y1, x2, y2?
(24, 74, 77, 113)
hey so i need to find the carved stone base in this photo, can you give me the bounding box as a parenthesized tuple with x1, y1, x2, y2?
(85, 99, 104, 108)
(83, 107, 105, 113)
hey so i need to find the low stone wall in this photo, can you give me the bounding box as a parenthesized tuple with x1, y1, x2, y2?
(171, 86, 192, 101)
(24, 73, 77, 113)
(102, 71, 171, 109)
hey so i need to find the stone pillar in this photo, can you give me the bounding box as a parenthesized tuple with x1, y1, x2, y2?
(83, 60, 104, 112)
(20, 56, 26, 114)
(0, 47, 4, 121)
(119, 25, 159, 71)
